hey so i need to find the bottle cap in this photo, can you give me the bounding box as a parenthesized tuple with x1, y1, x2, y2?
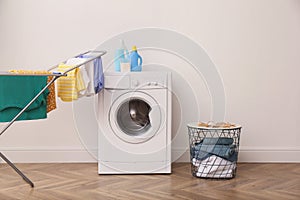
(132, 46, 137, 51)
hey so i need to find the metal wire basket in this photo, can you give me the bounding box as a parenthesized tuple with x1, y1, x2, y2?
(187, 122, 242, 179)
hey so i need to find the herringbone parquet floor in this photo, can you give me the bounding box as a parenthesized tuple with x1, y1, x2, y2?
(0, 163, 299, 200)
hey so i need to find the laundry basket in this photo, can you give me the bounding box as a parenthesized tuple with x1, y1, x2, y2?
(187, 122, 242, 179)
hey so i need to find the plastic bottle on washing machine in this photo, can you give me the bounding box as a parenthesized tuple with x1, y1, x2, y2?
(130, 46, 143, 72)
(114, 39, 129, 72)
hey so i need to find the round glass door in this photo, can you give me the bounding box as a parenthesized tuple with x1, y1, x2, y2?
(117, 98, 152, 136)
(109, 91, 162, 144)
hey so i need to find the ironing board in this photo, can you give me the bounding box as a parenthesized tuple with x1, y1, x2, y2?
(0, 50, 106, 187)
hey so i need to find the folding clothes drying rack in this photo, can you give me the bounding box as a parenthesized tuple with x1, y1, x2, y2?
(0, 50, 106, 187)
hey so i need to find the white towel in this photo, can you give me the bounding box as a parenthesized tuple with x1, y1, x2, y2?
(196, 169, 234, 178)
(192, 155, 236, 178)
(65, 58, 95, 97)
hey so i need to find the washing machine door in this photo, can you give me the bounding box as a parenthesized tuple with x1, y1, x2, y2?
(109, 91, 161, 144)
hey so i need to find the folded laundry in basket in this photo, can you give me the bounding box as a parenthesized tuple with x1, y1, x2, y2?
(202, 137, 234, 145)
(192, 155, 236, 178)
(192, 143, 237, 161)
(196, 169, 234, 178)
(0, 75, 49, 122)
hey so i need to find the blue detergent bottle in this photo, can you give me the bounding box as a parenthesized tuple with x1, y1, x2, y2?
(130, 46, 143, 72)
(114, 39, 129, 72)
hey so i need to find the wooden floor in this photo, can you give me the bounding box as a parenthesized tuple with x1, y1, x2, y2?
(0, 163, 299, 200)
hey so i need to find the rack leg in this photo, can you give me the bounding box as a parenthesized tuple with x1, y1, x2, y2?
(0, 152, 34, 187)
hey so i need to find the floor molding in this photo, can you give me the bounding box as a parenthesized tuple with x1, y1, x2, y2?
(0, 147, 299, 163)
(173, 147, 300, 163)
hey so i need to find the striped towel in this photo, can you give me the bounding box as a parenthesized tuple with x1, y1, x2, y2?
(57, 64, 85, 102)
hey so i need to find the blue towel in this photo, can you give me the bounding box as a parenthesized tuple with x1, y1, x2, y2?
(192, 144, 237, 161)
(202, 137, 233, 145)
(93, 57, 104, 93)
(191, 137, 237, 162)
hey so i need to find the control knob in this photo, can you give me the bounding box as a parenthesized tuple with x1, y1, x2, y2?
(132, 80, 139, 87)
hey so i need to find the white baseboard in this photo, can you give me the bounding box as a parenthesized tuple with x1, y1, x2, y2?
(172, 147, 300, 163)
(1, 147, 300, 163)
(0, 148, 97, 163)
(238, 147, 300, 163)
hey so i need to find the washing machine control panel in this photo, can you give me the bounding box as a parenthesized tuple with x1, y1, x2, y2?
(104, 72, 169, 90)
(132, 79, 139, 87)
(130, 73, 167, 89)
(131, 80, 164, 89)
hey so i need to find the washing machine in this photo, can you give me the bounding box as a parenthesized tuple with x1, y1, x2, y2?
(98, 71, 171, 174)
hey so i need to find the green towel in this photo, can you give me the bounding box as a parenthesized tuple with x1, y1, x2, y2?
(0, 75, 49, 122)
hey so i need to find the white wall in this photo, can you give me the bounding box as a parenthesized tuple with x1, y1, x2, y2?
(0, 0, 299, 163)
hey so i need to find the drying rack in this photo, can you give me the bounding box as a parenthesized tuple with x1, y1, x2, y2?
(0, 50, 106, 187)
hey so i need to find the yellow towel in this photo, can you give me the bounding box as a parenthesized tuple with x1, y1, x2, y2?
(56, 64, 85, 102)
(9, 70, 57, 113)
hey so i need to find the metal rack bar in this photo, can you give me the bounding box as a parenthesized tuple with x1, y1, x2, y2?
(0, 72, 64, 76)
(0, 152, 34, 187)
(47, 50, 106, 74)
(0, 50, 106, 187)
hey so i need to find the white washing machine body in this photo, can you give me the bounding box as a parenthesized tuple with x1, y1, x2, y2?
(98, 71, 172, 174)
